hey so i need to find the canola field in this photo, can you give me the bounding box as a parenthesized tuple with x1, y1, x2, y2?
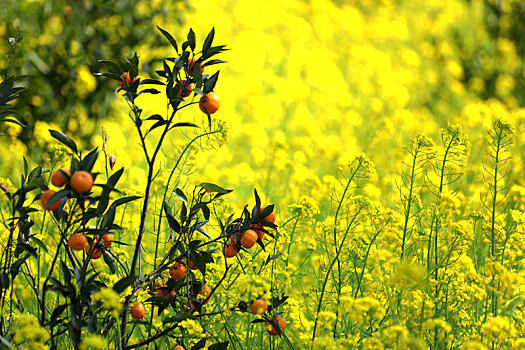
(1, 0, 525, 349)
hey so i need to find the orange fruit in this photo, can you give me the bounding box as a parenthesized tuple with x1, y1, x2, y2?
(169, 262, 187, 280)
(102, 233, 114, 247)
(176, 79, 194, 97)
(130, 302, 145, 319)
(86, 244, 102, 259)
(40, 189, 61, 211)
(68, 234, 87, 250)
(252, 224, 265, 239)
(266, 316, 285, 336)
(173, 346, 185, 350)
(240, 229, 258, 249)
(153, 281, 173, 298)
(224, 242, 238, 258)
(186, 57, 204, 75)
(261, 206, 276, 223)
(188, 258, 199, 270)
(251, 299, 268, 316)
(119, 72, 139, 91)
(197, 285, 212, 304)
(199, 92, 221, 114)
(70, 171, 94, 193)
(51, 168, 70, 187)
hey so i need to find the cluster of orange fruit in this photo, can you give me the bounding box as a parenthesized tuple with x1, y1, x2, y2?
(224, 206, 276, 258)
(118, 56, 221, 116)
(40, 169, 94, 211)
(40, 168, 113, 259)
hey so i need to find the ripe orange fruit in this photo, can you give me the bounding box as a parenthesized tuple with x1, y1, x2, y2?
(199, 92, 221, 114)
(266, 316, 285, 336)
(70, 171, 94, 193)
(261, 206, 276, 223)
(251, 299, 268, 316)
(188, 258, 199, 270)
(102, 233, 114, 247)
(197, 285, 212, 304)
(169, 262, 187, 280)
(119, 72, 139, 91)
(130, 303, 145, 319)
(51, 168, 70, 187)
(86, 244, 102, 259)
(173, 346, 185, 350)
(68, 234, 88, 250)
(176, 79, 194, 97)
(186, 57, 204, 75)
(224, 242, 238, 258)
(240, 229, 258, 249)
(40, 189, 61, 211)
(252, 224, 265, 239)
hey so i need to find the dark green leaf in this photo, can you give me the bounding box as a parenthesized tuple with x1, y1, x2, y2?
(198, 183, 232, 194)
(157, 26, 179, 54)
(191, 338, 207, 350)
(174, 188, 188, 203)
(102, 249, 117, 273)
(96, 60, 120, 74)
(162, 312, 194, 325)
(203, 71, 219, 94)
(113, 276, 137, 293)
(49, 129, 78, 155)
(202, 28, 215, 56)
(79, 147, 99, 172)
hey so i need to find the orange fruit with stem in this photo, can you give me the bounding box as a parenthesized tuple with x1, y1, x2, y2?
(85, 244, 102, 259)
(130, 303, 145, 319)
(102, 233, 114, 247)
(186, 57, 204, 75)
(70, 171, 94, 193)
(224, 242, 238, 258)
(251, 299, 268, 316)
(51, 168, 70, 187)
(173, 346, 185, 350)
(197, 285, 212, 304)
(252, 206, 276, 239)
(169, 262, 187, 280)
(119, 72, 139, 91)
(68, 234, 88, 250)
(40, 189, 61, 211)
(240, 229, 258, 249)
(199, 92, 221, 114)
(176, 79, 194, 97)
(266, 316, 285, 336)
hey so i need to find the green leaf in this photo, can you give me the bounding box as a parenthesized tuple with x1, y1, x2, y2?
(139, 78, 165, 86)
(198, 183, 232, 194)
(203, 71, 219, 94)
(157, 26, 179, 54)
(79, 147, 99, 172)
(174, 188, 188, 203)
(92, 72, 121, 81)
(96, 168, 124, 215)
(44, 189, 69, 210)
(202, 28, 215, 56)
(113, 276, 137, 293)
(191, 338, 207, 350)
(102, 249, 117, 273)
(187, 29, 196, 52)
(49, 129, 78, 155)
(0, 117, 25, 127)
(163, 201, 181, 233)
(162, 312, 194, 325)
(96, 60, 120, 74)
